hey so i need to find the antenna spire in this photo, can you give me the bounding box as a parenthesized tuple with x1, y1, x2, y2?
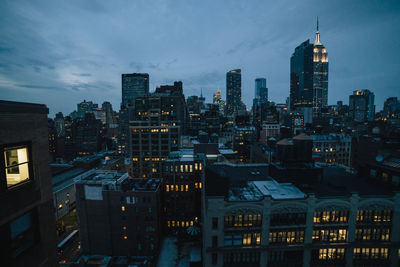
(317, 16, 319, 31)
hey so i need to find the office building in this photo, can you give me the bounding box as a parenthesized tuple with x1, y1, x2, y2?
(0, 100, 57, 266)
(226, 69, 242, 115)
(383, 97, 400, 119)
(349, 89, 375, 122)
(311, 133, 352, 166)
(254, 78, 268, 105)
(290, 19, 328, 117)
(233, 126, 256, 162)
(76, 170, 162, 262)
(202, 163, 400, 267)
(130, 82, 187, 178)
(163, 149, 204, 232)
(77, 100, 97, 118)
(121, 73, 149, 109)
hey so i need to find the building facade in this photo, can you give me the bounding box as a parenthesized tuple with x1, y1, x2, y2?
(349, 89, 375, 122)
(130, 83, 187, 178)
(76, 170, 162, 261)
(163, 149, 204, 232)
(311, 133, 352, 166)
(202, 163, 400, 267)
(226, 69, 242, 116)
(121, 73, 149, 109)
(0, 100, 57, 267)
(254, 78, 268, 105)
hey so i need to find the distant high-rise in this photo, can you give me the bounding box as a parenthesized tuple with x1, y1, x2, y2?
(290, 18, 328, 116)
(213, 90, 222, 104)
(77, 100, 97, 118)
(226, 69, 242, 115)
(121, 73, 149, 108)
(254, 78, 268, 106)
(349, 89, 375, 122)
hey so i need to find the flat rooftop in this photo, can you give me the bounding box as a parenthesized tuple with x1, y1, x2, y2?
(228, 180, 306, 201)
(301, 167, 397, 197)
(0, 100, 48, 114)
(121, 178, 161, 192)
(77, 171, 128, 186)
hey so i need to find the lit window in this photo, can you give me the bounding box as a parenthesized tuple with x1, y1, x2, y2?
(190, 165, 193, 172)
(4, 145, 31, 188)
(195, 182, 198, 189)
(121, 206, 125, 211)
(185, 185, 188, 191)
(123, 226, 127, 230)
(166, 185, 169, 192)
(180, 165, 184, 172)
(58, 204, 63, 209)
(199, 182, 202, 189)
(123, 235, 127, 239)
(185, 165, 188, 172)
(181, 185, 184, 191)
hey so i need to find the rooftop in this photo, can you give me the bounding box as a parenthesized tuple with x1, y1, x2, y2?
(77, 170, 128, 186)
(121, 178, 161, 192)
(0, 100, 49, 114)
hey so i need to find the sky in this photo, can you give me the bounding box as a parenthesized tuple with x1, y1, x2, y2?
(0, 0, 399, 117)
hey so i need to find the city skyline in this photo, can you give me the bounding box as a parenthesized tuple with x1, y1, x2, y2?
(0, 0, 399, 116)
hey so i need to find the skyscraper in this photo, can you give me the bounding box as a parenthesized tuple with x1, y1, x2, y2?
(226, 69, 242, 115)
(121, 73, 149, 108)
(255, 78, 268, 104)
(349, 89, 375, 122)
(290, 18, 328, 116)
(119, 73, 149, 155)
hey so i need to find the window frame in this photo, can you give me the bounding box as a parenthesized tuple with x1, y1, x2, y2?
(0, 142, 34, 191)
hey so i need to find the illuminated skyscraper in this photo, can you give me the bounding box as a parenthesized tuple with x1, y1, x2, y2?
(226, 69, 242, 115)
(290, 18, 328, 116)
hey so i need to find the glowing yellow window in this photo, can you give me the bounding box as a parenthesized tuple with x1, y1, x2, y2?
(185, 185, 188, 191)
(195, 163, 198, 170)
(123, 235, 127, 239)
(180, 165, 184, 172)
(121, 206, 125, 211)
(190, 221, 193, 226)
(167, 221, 170, 227)
(4, 145, 31, 188)
(166, 185, 169, 192)
(177, 221, 180, 227)
(123, 226, 127, 230)
(195, 182, 198, 189)
(199, 182, 202, 189)
(186, 221, 189, 227)
(199, 163, 202, 170)
(175, 185, 178, 191)
(195, 217, 198, 223)
(181, 221, 185, 227)
(172, 221, 175, 227)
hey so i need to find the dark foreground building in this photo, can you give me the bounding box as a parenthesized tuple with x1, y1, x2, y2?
(0, 100, 57, 266)
(76, 170, 162, 262)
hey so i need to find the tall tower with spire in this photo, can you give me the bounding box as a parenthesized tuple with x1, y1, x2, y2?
(290, 18, 328, 117)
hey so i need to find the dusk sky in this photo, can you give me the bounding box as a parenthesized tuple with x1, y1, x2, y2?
(1, 0, 399, 116)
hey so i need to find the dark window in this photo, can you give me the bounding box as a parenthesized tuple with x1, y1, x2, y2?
(9, 209, 39, 258)
(212, 236, 218, 248)
(212, 217, 218, 229)
(212, 253, 218, 265)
